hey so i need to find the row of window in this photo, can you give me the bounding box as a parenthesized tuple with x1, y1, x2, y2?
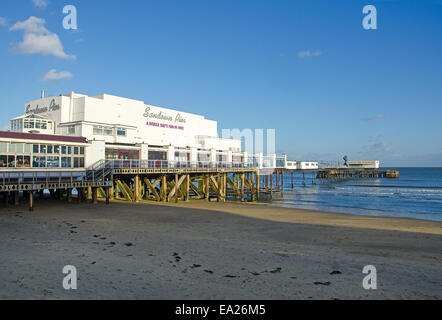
(0, 142, 84, 155)
(0, 155, 85, 168)
(11, 119, 54, 131)
(93, 126, 127, 137)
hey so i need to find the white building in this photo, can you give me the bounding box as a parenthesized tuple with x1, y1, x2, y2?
(10, 91, 242, 167)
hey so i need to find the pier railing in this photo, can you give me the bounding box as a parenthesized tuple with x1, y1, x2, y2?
(99, 160, 258, 170)
(0, 169, 108, 187)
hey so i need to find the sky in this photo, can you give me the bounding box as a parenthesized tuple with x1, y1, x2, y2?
(0, 0, 441, 166)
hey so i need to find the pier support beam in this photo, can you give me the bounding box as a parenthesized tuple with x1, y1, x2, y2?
(14, 191, 19, 206)
(185, 174, 190, 202)
(134, 175, 140, 203)
(161, 175, 167, 202)
(105, 187, 110, 205)
(92, 187, 98, 204)
(3, 191, 9, 208)
(291, 171, 294, 188)
(77, 188, 82, 204)
(29, 191, 34, 212)
(205, 175, 210, 202)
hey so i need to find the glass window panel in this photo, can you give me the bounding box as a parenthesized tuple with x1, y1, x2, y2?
(80, 147, 84, 155)
(33, 144, 39, 153)
(0, 142, 6, 153)
(23, 156, 31, 168)
(15, 143, 23, 153)
(67, 146, 72, 154)
(61, 157, 71, 168)
(24, 144, 31, 153)
(47, 145, 53, 154)
(0, 155, 7, 167)
(54, 145, 60, 154)
(8, 155, 15, 167)
(74, 147, 79, 155)
(40, 145, 46, 154)
(61, 146, 67, 154)
(8, 143, 15, 153)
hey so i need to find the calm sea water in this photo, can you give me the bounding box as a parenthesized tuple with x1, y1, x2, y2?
(268, 168, 442, 222)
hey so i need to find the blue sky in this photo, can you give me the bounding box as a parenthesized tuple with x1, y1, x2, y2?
(1, 0, 441, 166)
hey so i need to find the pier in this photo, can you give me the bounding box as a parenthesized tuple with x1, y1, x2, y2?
(0, 160, 400, 211)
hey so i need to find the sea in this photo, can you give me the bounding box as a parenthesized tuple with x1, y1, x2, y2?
(268, 167, 442, 222)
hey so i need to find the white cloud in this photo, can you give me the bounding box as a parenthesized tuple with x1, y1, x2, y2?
(0, 17, 7, 26)
(32, 0, 49, 8)
(361, 114, 390, 121)
(9, 16, 75, 59)
(298, 50, 322, 58)
(42, 69, 73, 81)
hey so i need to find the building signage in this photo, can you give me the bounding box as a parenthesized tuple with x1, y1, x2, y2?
(143, 107, 186, 124)
(147, 121, 184, 130)
(26, 99, 60, 114)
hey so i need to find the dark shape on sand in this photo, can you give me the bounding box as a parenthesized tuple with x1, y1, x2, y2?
(330, 270, 342, 275)
(125, 243, 133, 247)
(269, 268, 282, 273)
(192, 264, 201, 268)
(224, 275, 238, 278)
(314, 281, 331, 286)
(204, 270, 214, 274)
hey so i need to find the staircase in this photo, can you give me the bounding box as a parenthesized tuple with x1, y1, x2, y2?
(84, 160, 112, 182)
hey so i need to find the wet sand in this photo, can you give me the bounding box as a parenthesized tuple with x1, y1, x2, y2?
(0, 199, 441, 299)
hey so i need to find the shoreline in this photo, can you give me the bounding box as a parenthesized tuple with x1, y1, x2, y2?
(130, 199, 442, 235)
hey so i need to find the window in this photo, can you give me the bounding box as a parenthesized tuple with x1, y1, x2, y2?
(24, 119, 35, 129)
(53, 145, 60, 154)
(61, 157, 71, 168)
(40, 145, 46, 154)
(33, 144, 39, 153)
(47, 156, 59, 168)
(74, 147, 79, 155)
(93, 125, 112, 136)
(33, 156, 46, 168)
(79, 147, 84, 155)
(148, 151, 167, 160)
(67, 146, 72, 155)
(67, 126, 75, 135)
(93, 126, 104, 135)
(47, 145, 53, 154)
(17, 156, 31, 168)
(0, 142, 6, 153)
(0, 155, 7, 167)
(61, 146, 67, 154)
(24, 144, 31, 153)
(104, 127, 113, 136)
(8, 155, 15, 167)
(117, 128, 126, 136)
(8, 143, 15, 153)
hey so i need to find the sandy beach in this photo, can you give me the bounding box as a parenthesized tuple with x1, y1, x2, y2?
(0, 199, 441, 300)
